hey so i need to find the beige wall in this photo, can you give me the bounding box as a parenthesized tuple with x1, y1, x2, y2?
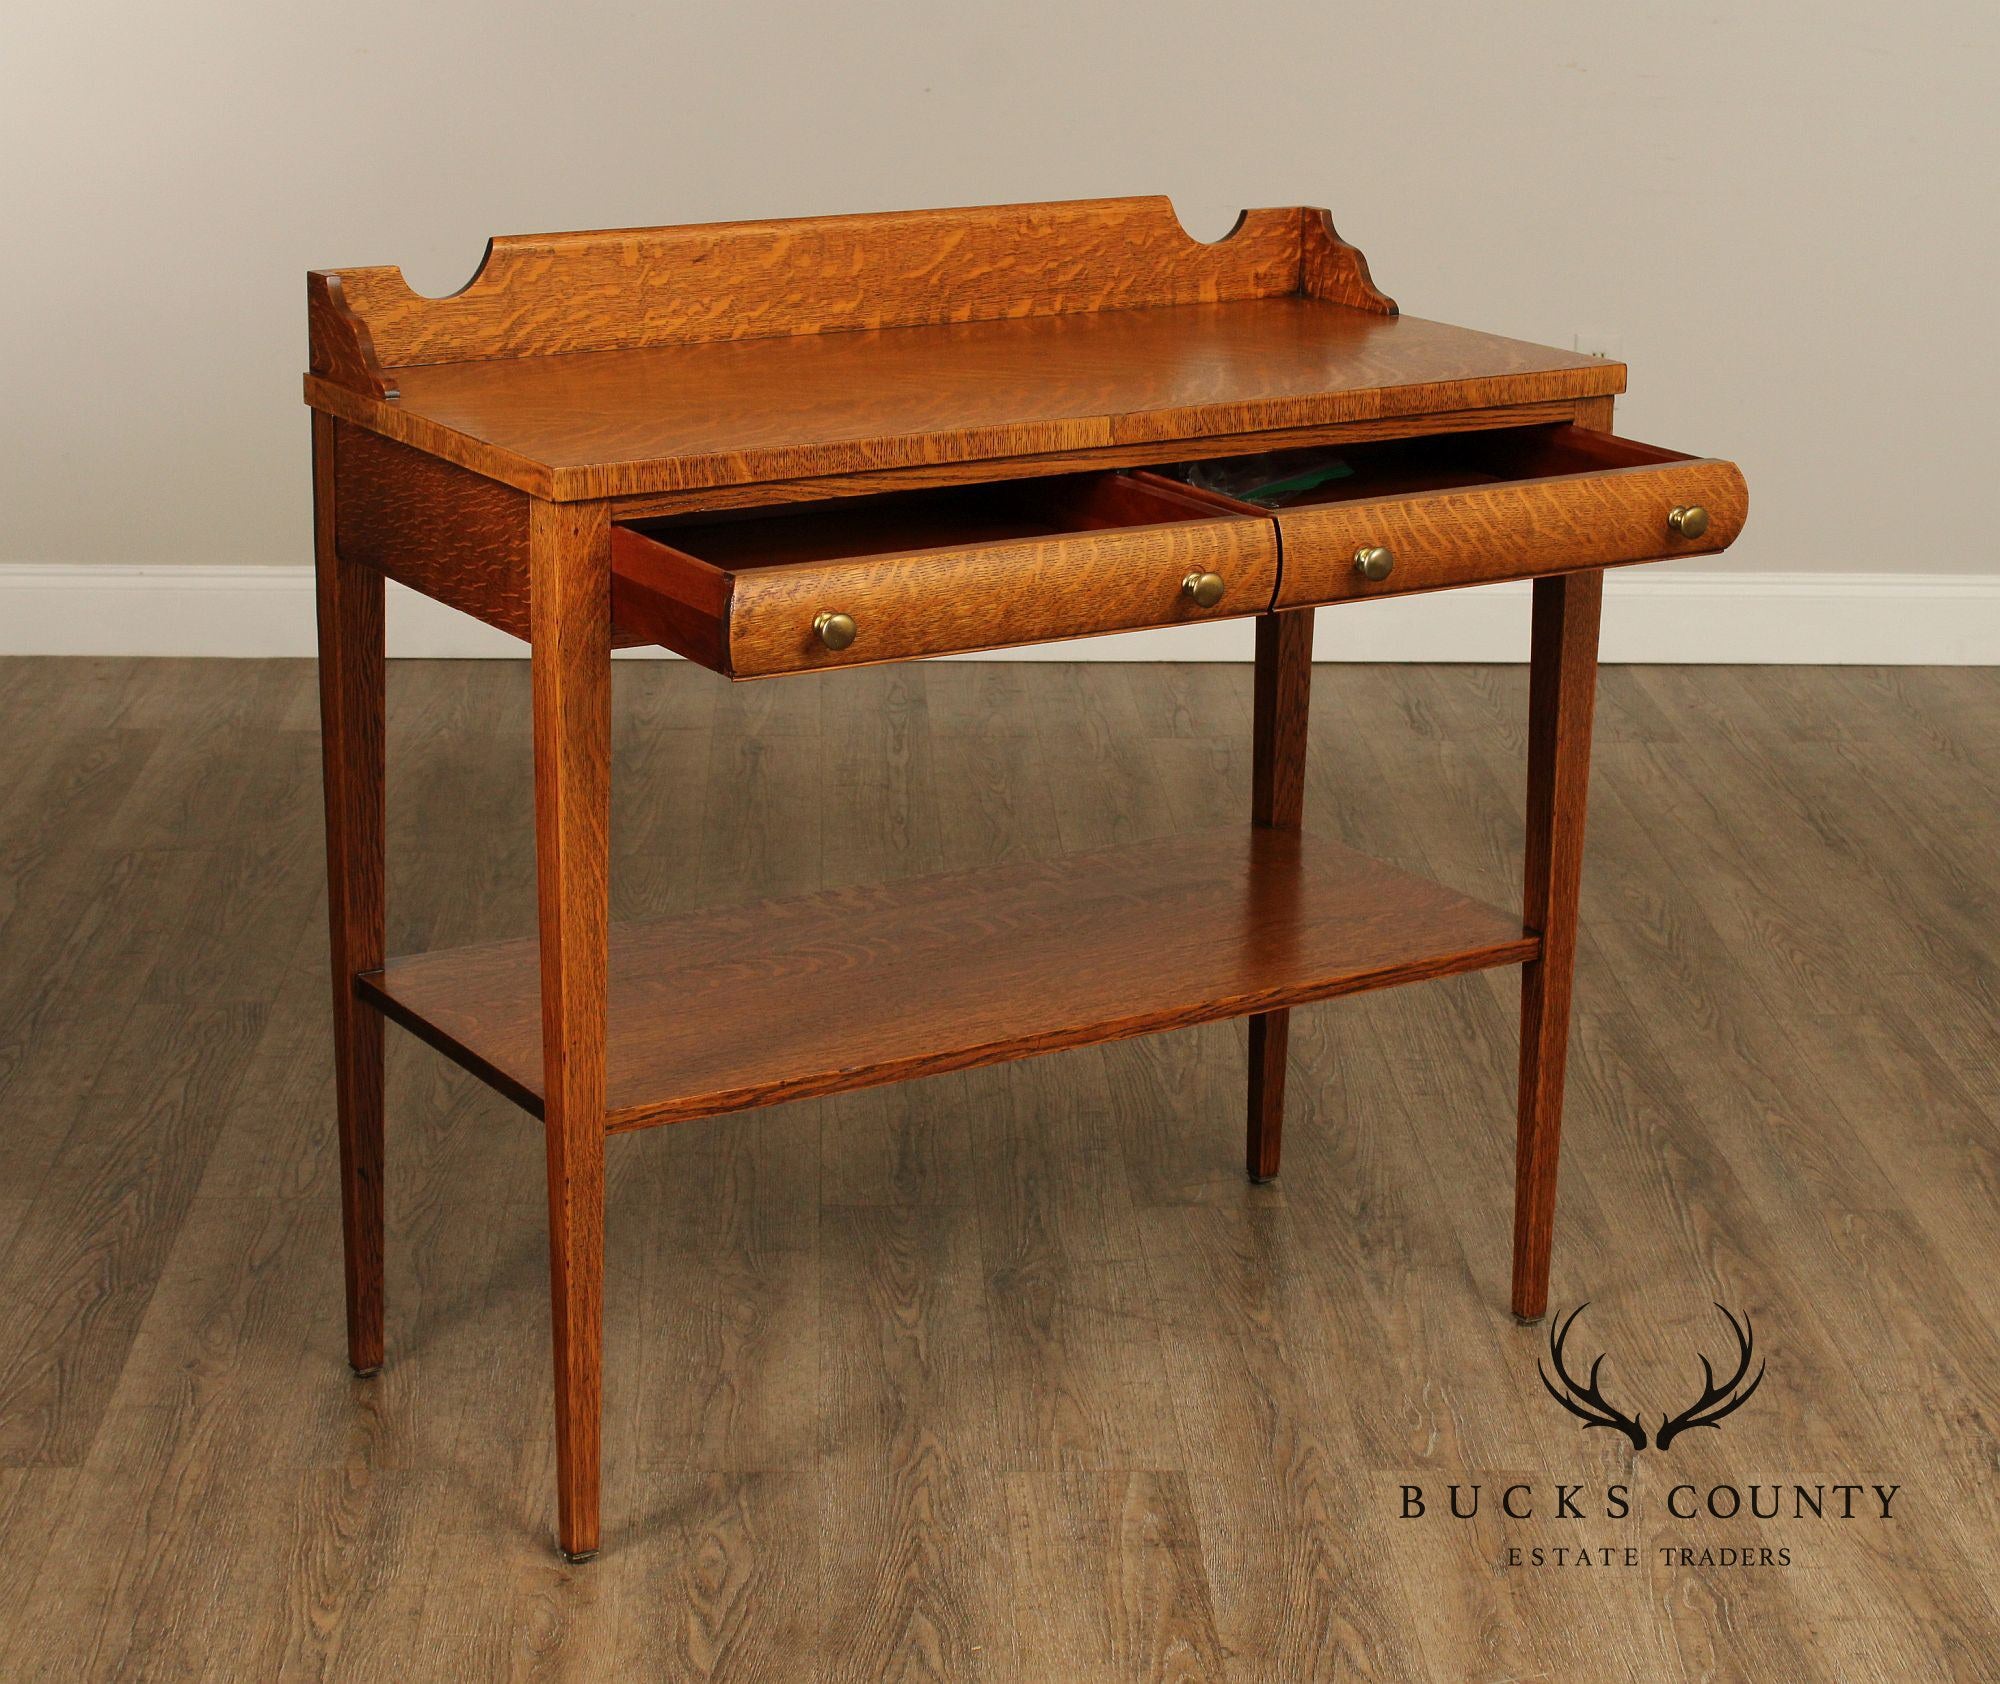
(3, 0, 1994, 580)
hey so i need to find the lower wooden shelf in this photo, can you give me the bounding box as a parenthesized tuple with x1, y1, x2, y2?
(357, 826, 1538, 1132)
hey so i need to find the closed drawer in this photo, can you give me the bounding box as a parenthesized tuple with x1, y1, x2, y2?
(1253, 425, 1747, 608)
(611, 471, 1277, 677)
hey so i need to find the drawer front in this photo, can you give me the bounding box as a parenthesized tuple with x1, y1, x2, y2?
(728, 517, 1275, 676)
(1274, 456, 1748, 608)
(610, 515, 1273, 678)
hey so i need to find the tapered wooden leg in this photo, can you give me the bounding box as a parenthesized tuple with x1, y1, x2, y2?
(313, 414, 387, 1377)
(1246, 609, 1313, 1182)
(1511, 569, 1603, 1321)
(1246, 1013, 1290, 1183)
(529, 499, 614, 1562)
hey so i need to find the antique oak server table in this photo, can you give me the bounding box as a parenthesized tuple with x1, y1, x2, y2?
(303, 197, 1747, 1560)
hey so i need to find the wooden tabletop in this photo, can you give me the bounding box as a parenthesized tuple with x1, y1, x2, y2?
(304, 197, 1624, 501)
(308, 299, 1621, 501)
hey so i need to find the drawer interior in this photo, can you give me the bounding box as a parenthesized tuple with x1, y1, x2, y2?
(1167, 424, 1692, 510)
(620, 470, 1254, 571)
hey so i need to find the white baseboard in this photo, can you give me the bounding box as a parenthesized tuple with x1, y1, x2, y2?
(1, 563, 1996, 664)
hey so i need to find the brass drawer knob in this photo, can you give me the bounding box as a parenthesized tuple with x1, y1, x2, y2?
(1181, 571, 1226, 609)
(1353, 545, 1395, 582)
(1668, 505, 1711, 540)
(813, 610, 857, 651)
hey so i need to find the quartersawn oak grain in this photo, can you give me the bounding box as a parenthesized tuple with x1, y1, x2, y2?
(357, 826, 1539, 1132)
(313, 197, 1386, 372)
(301, 197, 1623, 501)
(307, 271, 396, 400)
(613, 471, 1279, 677)
(305, 300, 1625, 502)
(333, 423, 534, 641)
(333, 424, 661, 649)
(1275, 427, 1749, 608)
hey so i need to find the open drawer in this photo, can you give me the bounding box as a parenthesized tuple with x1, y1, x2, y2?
(611, 471, 1277, 677)
(1220, 424, 1748, 609)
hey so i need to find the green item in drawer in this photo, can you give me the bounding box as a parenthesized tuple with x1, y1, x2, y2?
(1244, 461, 1356, 505)
(1183, 452, 1356, 507)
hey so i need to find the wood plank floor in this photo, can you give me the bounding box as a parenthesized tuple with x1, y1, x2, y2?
(0, 655, 1995, 1682)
